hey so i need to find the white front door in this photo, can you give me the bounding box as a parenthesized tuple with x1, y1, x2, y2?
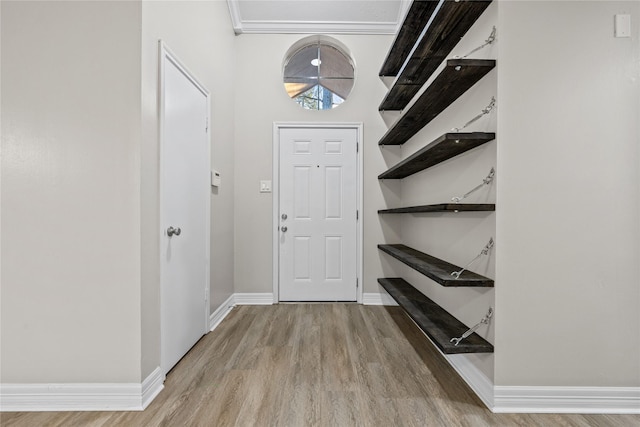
(160, 45, 209, 374)
(278, 127, 358, 301)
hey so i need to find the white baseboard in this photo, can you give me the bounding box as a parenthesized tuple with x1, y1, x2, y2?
(234, 292, 274, 305)
(446, 354, 494, 409)
(209, 294, 236, 331)
(141, 367, 164, 410)
(438, 353, 640, 414)
(362, 292, 398, 306)
(0, 367, 164, 412)
(395, 312, 640, 414)
(493, 385, 640, 414)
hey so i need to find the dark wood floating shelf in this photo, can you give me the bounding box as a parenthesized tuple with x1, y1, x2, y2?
(379, 0, 440, 77)
(378, 244, 494, 287)
(379, 132, 495, 179)
(378, 278, 494, 354)
(380, 0, 493, 110)
(379, 203, 495, 214)
(378, 59, 496, 146)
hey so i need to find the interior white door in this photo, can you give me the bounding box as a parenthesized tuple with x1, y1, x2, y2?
(160, 49, 209, 374)
(279, 127, 358, 301)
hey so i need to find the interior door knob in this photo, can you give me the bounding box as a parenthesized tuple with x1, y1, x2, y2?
(281, 226, 288, 232)
(167, 226, 182, 237)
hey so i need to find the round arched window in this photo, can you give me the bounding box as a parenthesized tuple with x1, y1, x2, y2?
(283, 37, 355, 110)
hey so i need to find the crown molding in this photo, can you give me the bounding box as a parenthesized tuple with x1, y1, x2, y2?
(227, 0, 400, 35)
(237, 20, 398, 35)
(227, 0, 243, 34)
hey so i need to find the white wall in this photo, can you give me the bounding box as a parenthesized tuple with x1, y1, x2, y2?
(140, 0, 236, 379)
(233, 34, 395, 296)
(1, 1, 143, 383)
(0, 0, 237, 385)
(496, 0, 640, 387)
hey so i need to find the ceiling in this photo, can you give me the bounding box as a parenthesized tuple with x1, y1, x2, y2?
(227, 0, 410, 34)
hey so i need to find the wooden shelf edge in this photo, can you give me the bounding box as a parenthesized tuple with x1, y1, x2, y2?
(378, 60, 496, 146)
(380, 0, 494, 110)
(378, 244, 494, 287)
(378, 132, 495, 179)
(378, 278, 494, 354)
(378, 203, 495, 214)
(379, 0, 441, 77)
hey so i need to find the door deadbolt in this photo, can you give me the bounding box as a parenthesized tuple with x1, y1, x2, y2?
(281, 213, 288, 220)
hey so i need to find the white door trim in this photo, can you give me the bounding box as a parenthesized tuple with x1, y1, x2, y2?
(272, 122, 363, 303)
(159, 41, 211, 374)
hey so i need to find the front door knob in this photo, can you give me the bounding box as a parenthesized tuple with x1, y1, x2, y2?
(281, 226, 288, 232)
(167, 226, 182, 237)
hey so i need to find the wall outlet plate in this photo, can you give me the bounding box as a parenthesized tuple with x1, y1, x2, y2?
(614, 14, 631, 38)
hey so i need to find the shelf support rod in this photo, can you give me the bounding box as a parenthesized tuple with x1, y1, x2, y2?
(451, 237, 494, 280)
(452, 97, 495, 132)
(454, 26, 497, 59)
(450, 307, 493, 346)
(451, 167, 495, 203)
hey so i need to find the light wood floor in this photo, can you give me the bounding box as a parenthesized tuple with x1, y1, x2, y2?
(2, 304, 638, 426)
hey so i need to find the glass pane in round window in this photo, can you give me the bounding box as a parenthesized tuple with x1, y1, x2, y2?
(283, 38, 355, 110)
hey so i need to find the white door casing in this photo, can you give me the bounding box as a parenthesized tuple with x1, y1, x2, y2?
(274, 124, 362, 302)
(160, 43, 210, 375)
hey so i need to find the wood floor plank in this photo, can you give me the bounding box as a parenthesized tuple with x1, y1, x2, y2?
(289, 305, 322, 388)
(194, 368, 251, 427)
(320, 306, 358, 392)
(274, 384, 321, 427)
(320, 391, 360, 427)
(2, 304, 638, 427)
(253, 346, 296, 425)
(355, 394, 405, 427)
(396, 397, 450, 427)
(344, 305, 381, 364)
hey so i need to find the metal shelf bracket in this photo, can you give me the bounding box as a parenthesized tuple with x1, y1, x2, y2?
(450, 307, 494, 346)
(451, 237, 494, 280)
(452, 167, 495, 203)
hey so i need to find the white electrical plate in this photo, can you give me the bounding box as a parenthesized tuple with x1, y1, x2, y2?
(614, 14, 631, 38)
(260, 180, 271, 193)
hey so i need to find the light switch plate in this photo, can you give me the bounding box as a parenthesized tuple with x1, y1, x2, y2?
(260, 180, 272, 193)
(615, 14, 631, 38)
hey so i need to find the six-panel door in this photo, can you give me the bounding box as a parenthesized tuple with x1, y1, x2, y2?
(279, 127, 358, 301)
